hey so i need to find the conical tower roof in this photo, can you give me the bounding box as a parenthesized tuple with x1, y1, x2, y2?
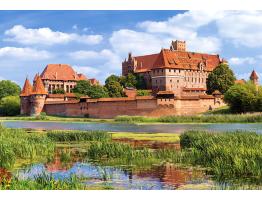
(32, 74, 47, 95)
(250, 70, 259, 80)
(20, 77, 33, 97)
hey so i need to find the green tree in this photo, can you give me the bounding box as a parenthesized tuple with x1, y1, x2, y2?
(120, 73, 137, 88)
(207, 63, 236, 94)
(72, 80, 108, 98)
(224, 82, 260, 113)
(105, 81, 124, 97)
(0, 80, 21, 99)
(52, 88, 65, 94)
(105, 75, 120, 85)
(0, 96, 20, 116)
(135, 74, 147, 89)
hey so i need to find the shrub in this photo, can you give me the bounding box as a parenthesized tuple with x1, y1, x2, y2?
(0, 95, 20, 116)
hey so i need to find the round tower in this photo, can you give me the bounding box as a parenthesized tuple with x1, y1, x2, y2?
(20, 77, 33, 115)
(30, 74, 48, 116)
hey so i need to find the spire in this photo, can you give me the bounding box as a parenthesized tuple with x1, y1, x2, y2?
(250, 70, 259, 80)
(32, 74, 47, 95)
(20, 77, 33, 97)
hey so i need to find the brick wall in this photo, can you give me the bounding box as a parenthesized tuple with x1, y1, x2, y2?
(43, 96, 225, 118)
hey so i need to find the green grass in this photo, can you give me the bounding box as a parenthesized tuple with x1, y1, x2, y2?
(0, 125, 55, 169)
(0, 173, 114, 190)
(111, 132, 180, 143)
(180, 130, 262, 179)
(47, 130, 112, 142)
(115, 113, 262, 123)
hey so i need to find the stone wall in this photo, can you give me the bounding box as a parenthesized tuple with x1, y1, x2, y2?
(43, 95, 225, 118)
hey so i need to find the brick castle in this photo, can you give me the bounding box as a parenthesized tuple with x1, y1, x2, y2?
(20, 40, 259, 118)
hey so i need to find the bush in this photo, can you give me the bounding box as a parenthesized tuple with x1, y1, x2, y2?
(35, 112, 47, 120)
(0, 96, 20, 116)
(224, 82, 262, 113)
(52, 88, 65, 94)
(0, 80, 21, 99)
(137, 90, 151, 96)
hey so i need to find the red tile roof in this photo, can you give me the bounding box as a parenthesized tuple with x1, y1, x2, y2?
(40, 64, 87, 81)
(235, 79, 246, 84)
(250, 70, 259, 80)
(32, 74, 47, 95)
(20, 78, 33, 97)
(133, 49, 221, 73)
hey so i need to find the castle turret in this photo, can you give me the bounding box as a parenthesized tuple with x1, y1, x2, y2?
(30, 74, 47, 116)
(250, 70, 259, 86)
(20, 77, 33, 115)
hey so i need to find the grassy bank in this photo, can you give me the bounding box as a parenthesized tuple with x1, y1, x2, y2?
(0, 126, 54, 168)
(115, 113, 262, 123)
(180, 130, 262, 179)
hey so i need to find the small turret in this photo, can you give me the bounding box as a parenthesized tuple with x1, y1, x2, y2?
(30, 74, 47, 116)
(250, 70, 259, 86)
(20, 77, 33, 115)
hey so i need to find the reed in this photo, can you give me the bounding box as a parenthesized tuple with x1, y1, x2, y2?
(0, 126, 54, 169)
(180, 130, 262, 178)
(115, 113, 262, 123)
(47, 130, 112, 142)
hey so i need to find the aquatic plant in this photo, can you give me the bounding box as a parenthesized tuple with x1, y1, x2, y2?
(0, 125, 54, 169)
(180, 130, 262, 178)
(47, 130, 112, 142)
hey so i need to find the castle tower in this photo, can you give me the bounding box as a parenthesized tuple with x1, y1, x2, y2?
(30, 74, 48, 116)
(20, 77, 33, 115)
(250, 70, 259, 86)
(170, 40, 186, 51)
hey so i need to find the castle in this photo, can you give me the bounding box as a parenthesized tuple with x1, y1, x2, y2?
(20, 40, 258, 118)
(122, 40, 223, 97)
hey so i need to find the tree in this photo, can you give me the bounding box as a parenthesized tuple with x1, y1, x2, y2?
(207, 63, 236, 94)
(105, 81, 124, 97)
(72, 80, 108, 98)
(137, 90, 151, 96)
(52, 88, 65, 94)
(135, 74, 147, 89)
(0, 80, 21, 99)
(224, 82, 261, 113)
(105, 75, 120, 85)
(0, 96, 20, 116)
(122, 73, 137, 88)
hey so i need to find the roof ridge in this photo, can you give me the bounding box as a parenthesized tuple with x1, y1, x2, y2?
(32, 74, 47, 95)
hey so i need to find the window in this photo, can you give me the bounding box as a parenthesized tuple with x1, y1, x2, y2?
(170, 79, 172, 83)
(169, 69, 171, 72)
(177, 80, 179, 83)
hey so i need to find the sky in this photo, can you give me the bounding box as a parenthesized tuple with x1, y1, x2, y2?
(0, 10, 261, 86)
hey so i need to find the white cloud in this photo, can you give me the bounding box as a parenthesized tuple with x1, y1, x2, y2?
(216, 11, 262, 48)
(72, 24, 78, 30)
(229, 57, 256, 65)
(0, 47, 53, 60)
(73, 66, 101, 78)
(4, 25, 103, 46)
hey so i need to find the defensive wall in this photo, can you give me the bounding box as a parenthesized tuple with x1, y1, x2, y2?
(43, 95, 224, 118)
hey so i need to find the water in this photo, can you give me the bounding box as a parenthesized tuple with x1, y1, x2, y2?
(3, 121, 262, 134)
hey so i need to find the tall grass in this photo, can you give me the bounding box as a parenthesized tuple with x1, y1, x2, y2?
(87, 141, 153, 160)
(0, 126, 54, 169)
(47, 130, 112, 142)
(115, 113, 262, 123)
(180, 130, 262, 178)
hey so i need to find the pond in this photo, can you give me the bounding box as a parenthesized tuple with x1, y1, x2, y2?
(2, 121, 262, 134)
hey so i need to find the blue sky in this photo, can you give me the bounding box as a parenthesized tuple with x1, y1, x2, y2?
(0, 10, 261, 86)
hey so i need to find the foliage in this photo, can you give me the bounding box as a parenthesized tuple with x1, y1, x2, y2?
(0, 96, 20, 116)
(207, 63, 236, 94)
(72, 80, 108, 98)
(134, 74, 147, 89)
(0, 80, 21, 100)
(104, 81, 124, 97)
(136, 90, 151, 96)
(0, 174, 88, 190)
(47, 130, 111, 142)
(115, 113, 262, 123)
(224, 82, 262, 113)
(52, 88, 65, 94)
(180, 130, 262, 178)
(0, 126, 54, 168)
(35, 112, 47, 120)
